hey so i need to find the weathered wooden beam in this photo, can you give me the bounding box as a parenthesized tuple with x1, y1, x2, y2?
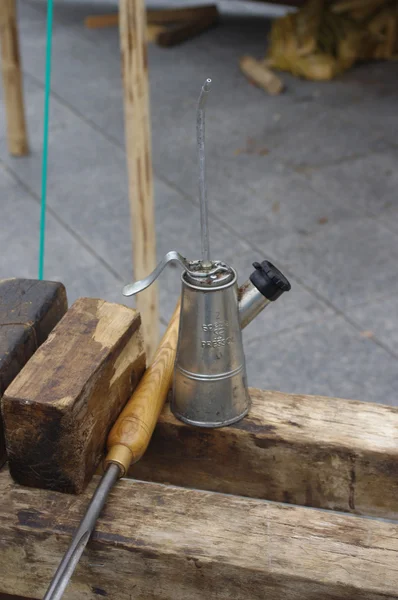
(0, 469, 397, 599)
(2, 298, 145, 494)
(130, 388, 398, 519)
(119, 0, 159, 361)
(0, 0, 29, 156)
(0, 278, 67, 467)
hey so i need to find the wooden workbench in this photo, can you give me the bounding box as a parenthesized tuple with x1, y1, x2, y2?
(0, 0, 159, 360)
(1, 387, 397, 599)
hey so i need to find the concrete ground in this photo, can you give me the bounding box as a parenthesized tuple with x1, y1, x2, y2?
(1, 0, 398, 404)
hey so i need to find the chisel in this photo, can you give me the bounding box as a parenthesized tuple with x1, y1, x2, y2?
(43, 301, 181, 600)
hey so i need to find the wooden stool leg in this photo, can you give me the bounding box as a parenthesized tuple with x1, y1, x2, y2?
(0, 0, 29, 156)
(119, 0, 159, 361)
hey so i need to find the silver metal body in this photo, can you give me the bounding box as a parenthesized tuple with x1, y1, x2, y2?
(123, 251, 271, 428)
(172, 267, 250, 427)
(43, 463, 121, 600)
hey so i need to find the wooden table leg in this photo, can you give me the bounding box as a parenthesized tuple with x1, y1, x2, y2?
(119, 0, 159, 361)
(0, 0, 29, 156)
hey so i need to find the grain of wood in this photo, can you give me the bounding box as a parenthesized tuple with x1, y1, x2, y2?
(130, 388, 398, 519)
(0, 469, 397, 599)
(2, 298, 146, 494)
(0, 0, 29, 155)
(119, 0, 159, 361)
(0, 279, 67, 467)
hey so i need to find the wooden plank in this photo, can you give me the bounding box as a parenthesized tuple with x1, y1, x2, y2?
(130, 388, 398, 519)
(240, 55, 284, 95)
(85, 6, 219, 28)
(84, 15, 167, 43)
(0, 278, 67, 467)
(2, 298, 146, 494)
(147, 5, 219, 24)
(0, 0, 29, 156)
(0, 469, 397, 599)
(119, 0, 159, 361)
(84, 13, 119, 28)
(146, 23, 167, 43)
(155, 16, 219, 47)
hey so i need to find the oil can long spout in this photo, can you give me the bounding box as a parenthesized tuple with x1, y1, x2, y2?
(197, 78, 212, 267)
(239, 280, 271, 330)
(238, 260, 291, 329)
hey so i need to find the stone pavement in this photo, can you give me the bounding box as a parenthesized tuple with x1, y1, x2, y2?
(1, 0, 398, 404)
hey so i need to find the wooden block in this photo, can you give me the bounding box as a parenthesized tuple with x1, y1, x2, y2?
(154, 15, 219, 47)
(84, 13, 118, 28)
(2, 298, 146, 494)
(83, 15, 168, 43)
(0, 278, 67, 467)
(130, 388, 398, 520)
(83, 6, 219, 29)
(240, 55, 284, 95)
(0, 469, 397, 599)
(146, 23, 167, 43)
(147, 5, 219, 24)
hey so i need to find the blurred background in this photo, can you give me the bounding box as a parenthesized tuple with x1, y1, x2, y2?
(1, 0, 398, 403)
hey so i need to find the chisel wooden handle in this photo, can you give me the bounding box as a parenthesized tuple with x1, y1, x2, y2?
(104, 301, 181, 476)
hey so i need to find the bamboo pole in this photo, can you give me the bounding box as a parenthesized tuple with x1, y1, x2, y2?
(0, 0, 29, 156)
(119, 0, 159, 361)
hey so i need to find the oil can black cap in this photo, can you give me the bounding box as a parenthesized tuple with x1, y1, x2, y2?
(250, 260, 291, 301)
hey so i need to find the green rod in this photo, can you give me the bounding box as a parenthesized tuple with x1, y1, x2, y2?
(38, 0, 54, 280)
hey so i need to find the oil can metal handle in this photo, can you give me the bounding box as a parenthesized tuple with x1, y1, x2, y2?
(122, 251, 229, 297)
(123, 251, 189, 297)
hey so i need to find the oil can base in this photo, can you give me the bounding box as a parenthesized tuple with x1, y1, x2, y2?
(171, 406, 250, 428)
